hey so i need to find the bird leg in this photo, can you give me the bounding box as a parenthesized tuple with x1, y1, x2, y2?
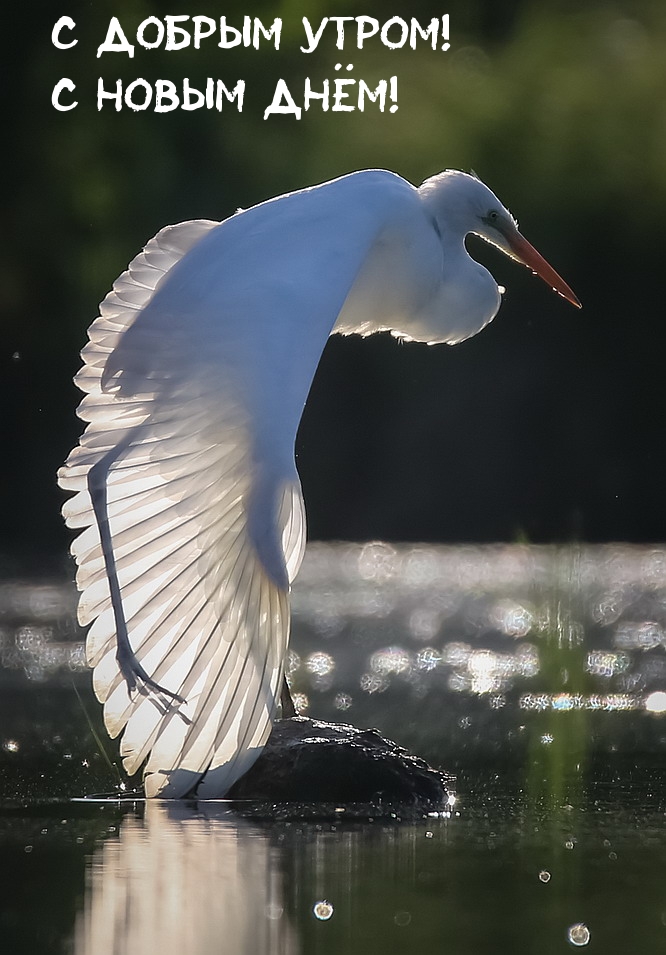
(88, 437, 186, 705)
(280, 675, 297, 718)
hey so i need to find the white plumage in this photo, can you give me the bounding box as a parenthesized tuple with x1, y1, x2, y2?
(59, 169, 578, 798)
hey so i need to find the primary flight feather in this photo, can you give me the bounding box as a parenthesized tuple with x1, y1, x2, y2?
(59, 169, 579, 798)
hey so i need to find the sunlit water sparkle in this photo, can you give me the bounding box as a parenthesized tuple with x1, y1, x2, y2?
(3, 544, 666, 954)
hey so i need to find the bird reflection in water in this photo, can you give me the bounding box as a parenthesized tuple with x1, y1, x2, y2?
(74, 803, 297, 955)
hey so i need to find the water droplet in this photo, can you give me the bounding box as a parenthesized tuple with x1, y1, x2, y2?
(370, 646, 411, 675)
(568, 922, 590, 946)
(645, 691, 666, 713)
(394, 911, 411, 926)
(313, 900, 334, 921)
(539, 870, 551, 883)
(306, 651, 335, 676)
(360, 672, 388, 694)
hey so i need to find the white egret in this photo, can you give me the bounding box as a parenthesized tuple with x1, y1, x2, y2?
(58, 169, 579, 798)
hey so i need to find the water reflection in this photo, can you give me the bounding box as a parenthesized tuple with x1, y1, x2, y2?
(74, 803, 298, 955)
(3, 545, 666, 953)
(53, 777, 666, 955)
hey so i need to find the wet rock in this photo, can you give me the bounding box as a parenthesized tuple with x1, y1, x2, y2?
(227, 717, 454, 816)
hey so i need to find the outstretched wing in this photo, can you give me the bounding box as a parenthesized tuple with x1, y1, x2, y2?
(59, 171, 417, 797)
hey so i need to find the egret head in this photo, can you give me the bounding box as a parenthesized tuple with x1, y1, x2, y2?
(420, 170, 581, 308)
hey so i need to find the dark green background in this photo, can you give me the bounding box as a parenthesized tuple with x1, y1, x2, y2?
(5, 0, 665, 571)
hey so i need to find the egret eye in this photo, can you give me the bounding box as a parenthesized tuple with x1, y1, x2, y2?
(481, 209, 504, 232)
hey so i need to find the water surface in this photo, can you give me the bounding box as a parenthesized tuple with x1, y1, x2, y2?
(3, 544, 666, 953)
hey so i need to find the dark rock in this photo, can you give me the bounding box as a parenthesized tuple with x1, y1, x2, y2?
(227, 717, 454, 817)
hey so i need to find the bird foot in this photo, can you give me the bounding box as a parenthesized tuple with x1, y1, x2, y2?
(117, 645, 187, 706)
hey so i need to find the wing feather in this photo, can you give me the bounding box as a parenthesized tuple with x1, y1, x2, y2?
(59, 171, 417, 797)
(59, 222, 305, 797)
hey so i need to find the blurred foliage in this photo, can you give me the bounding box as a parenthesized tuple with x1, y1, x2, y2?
(4, 0, 666, 567)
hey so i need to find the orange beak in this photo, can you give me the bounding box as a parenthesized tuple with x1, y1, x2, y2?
(506, 229, 581, 309)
